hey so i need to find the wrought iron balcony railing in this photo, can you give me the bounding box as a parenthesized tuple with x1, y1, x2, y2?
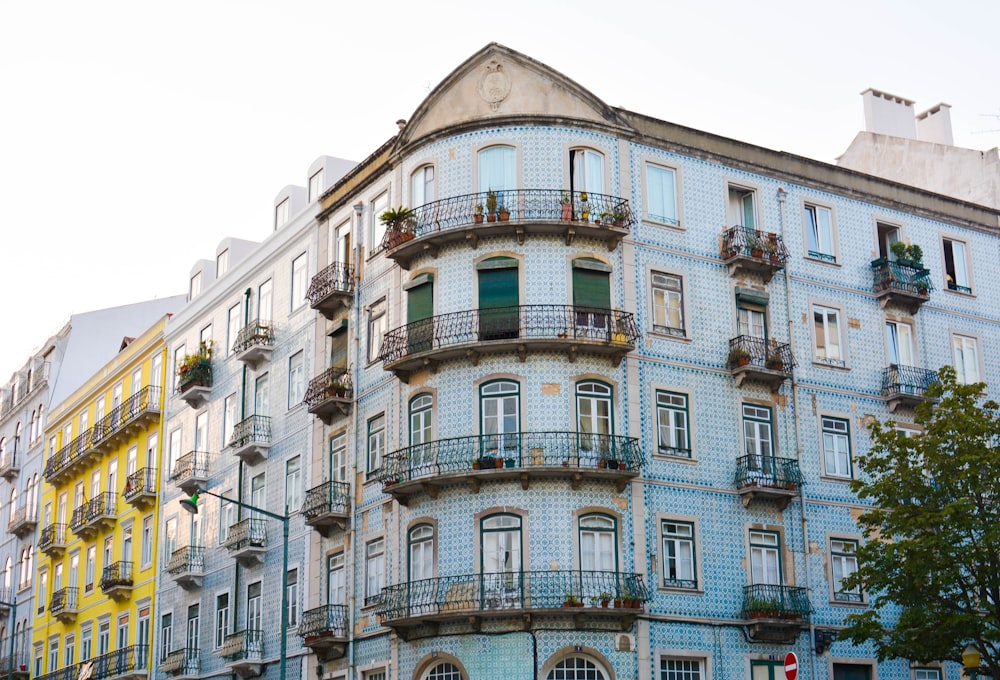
(233, 320, 274, 355)
(377, 570, 647, 627)
(219, 629, 263, 662)
(228, 415, 271, 449)
(379, 189, 634, 264)
(160, 648, 199, 676)
(378, 305, 639, 377)
(741, 583, 811, 620)
(735, 455, 803, 490)
(881, 364, 938, 407)
(177, 361, 212, 393)
(307, 261, 355, 317)
(727, 335, 795, 390)
(303, 367, 353, 424)
(69, 504, 88, 533)
(224, 518, 267, 553)
(90, 644, 149, 679)
(7, 505, 35, 537)
(36, 664, 79, 680)
(87, 491, 117, 522)
(721, 226, 789, 283)
(50, 587, 78, 615)
(123, 467, 157, 505)
(40, 523, 67, 554)
(92, 386, 161, 446)
(299, 604, 349, 639)
(44, 427, 95, 482)
(871, 259, 932, 312)
(302, 481, 351, 522)
(100, 561, 133, 592)
(167, 546, 205, 576)
(170, 451, 210, 494)
(0, 452, 18, 481)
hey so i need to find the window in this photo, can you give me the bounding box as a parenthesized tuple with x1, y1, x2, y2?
(167, 428, 181, 477)
(160, 614, 172, 660)
(309, 169, 324, 202)
(85, 546, 96, 592)
(286, 568, 298, 626)
(275, 198, 289, 229)
(285, 456, 301, 512)
(804, 204, 836, 261)
(943, 237, 972, 293)
(579, 514, 616, 572)
(365, 538, 385, 606)
(258, 279, 272, 323)
(424, 663, 463, 680)
(141, 515, 153, 567)
(219, 491, 236, 543)
(255, 373, 269, 415)
(742, 404, 774, 462)
(545, 658, 608, 680)
(330, 433, 347, 483)
(749, 530, 781, 585)
(163, 518, 177, 567)
(363, 671, 387, 680)
(481, 514, 522, 606)
(480, 380, 520, 456)
(370, 192, 389, 253)
(577, 381, 612, 459)
(288, 351, 304, 407)
(173, 345, 185, 390)
(728, 185, 757, 229)
(411, 165, 434, 206)
(409, 394, 434, 471)
(952, 334, 980, 384)
(367, 298, 387, 363)
(80, 625, 92, 663)
(645, 164, 679, 226)
(736, 296, 767, 341)
(408, 524, 434, 581)
(570, 148, 604, 195)
(48, 637, 57, 673)
(185, 605, 199, 657)
(37, 569, 46, 615)
(813, 305, 845, 367)
(223, 393, 237, 447)
(832, 663, 872, 680)
(661, 520, 697, 589)
(885, 320, 914, 367)
(651, 272, 684, 336)
(478, 146, 516, 195)
(226, 303, 240, 357)
(215, 593, 229, 648)
(291, 252, 308, 309)
(189, 272, 201, 301)
(822, 417, 852, 479)
(247, 581, 262, 631)
(367, 414, 385, 474)
(216, 249, 229, 278)
(660, 657, 703, 680)
(328, 553, 345, 605)
(913, 670, 941, 680)
(831, 538, 861, 603)
(656, 390, 690, 458)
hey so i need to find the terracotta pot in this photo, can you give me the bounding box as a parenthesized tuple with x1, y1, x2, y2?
(473, 214, 484, 224)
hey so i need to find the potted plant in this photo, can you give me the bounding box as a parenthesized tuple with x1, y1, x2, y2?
(560, 192, 573, 220)
(485, 190, 498, 221)
(765, 233, 781, 263)
(749, 234, 764, 258)
(579, 192, 590, 221)
(889, 240, 909, 264)
(473, 204, 484, 224)
(563, 593, 581, 607)
(498, 204, 510, 221)
(177, 341, 214, 386)
(611, 209, 626, 227)
(472, 458, 481, 470)
(728, 346, 751, 367)
(601, 211, 613, 225)
(504, 456, 516, 468)
(599, 591, 612, 607)
(765, 352, 784, 371)
(380, 206, 417, 248)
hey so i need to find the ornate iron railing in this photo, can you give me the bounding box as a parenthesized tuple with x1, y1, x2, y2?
(379, 305, 639, 364)
(734, 455, 804, 490)
(303, 367, 353, 409)
(224, 518, 267, 552)
(228, 415, 271, 450)
(721, 226, 790, 264)
(123, 467, 157, 502)
(177, 361, 212, 392)
(741, 583, 811, 619)
(40, 523, 67, 552)
(220, 630, 263, 661)
(377, 570, 647, 621)
(233, 320, 274, 355)
(161, 648, 199, 675)
(69, 505, 88, 533)
(93, 386, 161, 444)
(91, 644, 150, 678)
(727, 335, 796, 372)
(881, 365, 938, 398)
(170, 451, 210, 482)
(871, 259, 932, 297)
(36, 663, 79, 680)
(307, 261, 354, 304)
(44, 427, 95, 481)
(379, 431, 641, 485)
(299, 604, 349, 638)
(379, 189, 634, 251)
(167, 546, 205, 575)
(50, 587, 78, 614)
(100, 561, 133, 591)
(7, 506, 34, 533)
(86, 492, 117, 523)
(302, 481, 351, 519)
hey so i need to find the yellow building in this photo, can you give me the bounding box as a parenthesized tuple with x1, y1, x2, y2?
(33, 317, 171, 680)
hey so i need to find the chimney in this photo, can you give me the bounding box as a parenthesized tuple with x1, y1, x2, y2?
(916, 103, 954, 145)
(861, 88, 917, 139)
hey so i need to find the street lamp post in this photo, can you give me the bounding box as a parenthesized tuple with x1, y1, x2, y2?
(180, 490, 289, 680)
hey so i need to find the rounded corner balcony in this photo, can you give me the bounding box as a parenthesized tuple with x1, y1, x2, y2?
(727, 336, 795, 391)
(307, 262, 355, 319)
(734, 455, 803, 510)
(376, 570, 648, 641)
(379, 306, 639, 383)
(380, 190, 634, 269)
(7, 506, 36, 538)
(377, 432, 641, 505)
(741, 583, 811, 643)
(232, 321, 275, 370)
(721, 227, 789, 284)
(871, 258, 932, 313)
(882, 364, 938, 412)
(303, 368, 353, 425)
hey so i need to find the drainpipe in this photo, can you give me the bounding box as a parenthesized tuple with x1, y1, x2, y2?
(348, 201, 364, 680)
(233, 287, 252, 629)
(777, 187, 816, 679)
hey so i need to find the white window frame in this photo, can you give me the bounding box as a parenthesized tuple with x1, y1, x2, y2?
(941, 235, 974, 294)
(287, 351, 304, 408)
(309, 169, 324, 203)
(656, 513, 701, 592)
(650, 271, 686, 338)
(643, 161, 681, 228)
(367, 414, 385, 476)
(654, 389, 691, 459)
(364, 537, 385, 607)
(726, 183, 759, 230)
(410, 164, 435, 207)
(369, 191, 389, 255)
(951, 331, 983, 385)
(285, 456, 301, 513)
(275, 198, 289, 230)
(820, 415, 853, 480)
(829, 536, 863, 604)
(811, 303, 847, 368)
(657, 653, 711, 680)
(367, 298, 387, 364)
(803, 201, 838, 263)
(291, 252, 308, 310)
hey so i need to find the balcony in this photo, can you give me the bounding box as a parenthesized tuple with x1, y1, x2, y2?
(727, 335, 795, 391)
(0, 588, 9, 616)
(302, 481, 351, 537)
(227, 415, 271, 465)
(0, 650, 29, 680)
(307, 262, 354, 319)
(123, 467, 157, 509)
(721, 226, 789, 283)
(377, 570, 647, 640)
(100, 561, 133, 599)
(176, 361, 212, 409)
(40, 523, 68, 557)
(734, 455, 804, 510)
(299, 604, 348, 660)
(379, 431, 641, 505)
(871, 258, 932, 313)
(882, 364, 938, 412)
(50, 587, 79, 623)
(380, 189, 634, 269)
(379, 305, 639, 382)
(233, 321, 274, 370)
(0, 453, 18, 482)
(36, 665, 79, 680)
(70, 491, 117, 538)
(170, 451, 210, 495)
(92, 386, 162, 451)
(223, 518, 267, 567)
(166, 546, 205, 589)
(160, 649, 198, 680)
(303, 368, 353, 424)
(7, 506, 36, 538)
(44, 428, 95, 484)
(219, 630, 263, 679)
(741, 583, 811, 642)
(90, 644, 150, 680)
(160, 649, 199, 680)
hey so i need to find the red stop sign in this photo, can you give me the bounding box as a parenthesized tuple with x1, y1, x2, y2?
(784, 652, 798, 680)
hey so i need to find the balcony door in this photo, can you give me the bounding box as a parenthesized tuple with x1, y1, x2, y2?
(577, 382, 612, 460)
(327, 554, 345, 605)
(408, 524, 434, 615)
(186, 605, 199, 657)
(885, 321, 914, 367)
(478, 146, 516, 208)
(570, 148, 604, 196)
(408, 394, 433, 473)
(478, 258, 519, 341)
(480, 381, 519, 458)
(481, 514, 522, 609)
(742, 404, 775, 481)
(247, 581, 262, 632)
(406, 277, 434, 354)
(749, 531, 781, 586)
(572, 259, 611, 340)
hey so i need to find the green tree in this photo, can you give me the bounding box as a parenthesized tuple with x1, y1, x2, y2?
(840, 366, 1000, 676)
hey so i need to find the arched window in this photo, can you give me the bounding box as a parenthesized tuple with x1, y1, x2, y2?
(13, 422, 20, 454)
(408, 524, 434, 582)
(36, 404, 44, 442)
(569, 148, 605, 196)
(576, 382, 613, 461)
(546, 657, 608, 680)
(411, 165, 435, 207)
(9, 488, 16, 518)
(3, 557, 11, 589)
(478, 146, 516, 196)
(579, 514, 617, 573)
(0, 437, 6, 462)
(480, 381, 520, 456)
(409, 394, 434, 472)
(481, 513, 523, 607)
(28, 411, 36, 445)
(423, 662, 463, 680)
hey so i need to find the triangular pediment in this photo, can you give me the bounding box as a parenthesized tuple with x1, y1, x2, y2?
(396, 43, 632, 150)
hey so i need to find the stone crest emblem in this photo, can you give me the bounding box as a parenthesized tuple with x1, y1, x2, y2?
(478, 59, 511, 112)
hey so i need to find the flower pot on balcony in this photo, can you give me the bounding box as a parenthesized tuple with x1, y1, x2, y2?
(504, 458, 516, 468)
(498, 208, 510, 221)
(473, 214, 484, 224)
(561, 205, 573, 220)
(751, 247, 764, 258)
(486, 213, 497, 223)
(472, 459, 480, 470)
(612, 332, 628, 344)
(495, 457, 504, 469)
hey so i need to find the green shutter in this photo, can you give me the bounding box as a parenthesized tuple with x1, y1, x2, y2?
(407, 282, 433, 323)
(478, 259, 518, 340)
(572, 263, 611, 310)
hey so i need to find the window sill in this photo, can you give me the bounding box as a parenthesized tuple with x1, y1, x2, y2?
(643, 218, 683, 232)
(812, 359, 850, 371)
(649, 329, 690, 343)
(805, 255, 840, 267)
(652, 451, 697, 465)
(944, 287, 976, 298)
(819, 474, 853, 484)
(830, 598, 867, 608)
(658, 586, 703, 596)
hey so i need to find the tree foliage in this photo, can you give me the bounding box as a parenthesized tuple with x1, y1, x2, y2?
(840, 367, 1000, 675)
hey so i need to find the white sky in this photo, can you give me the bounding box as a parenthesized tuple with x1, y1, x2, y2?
(2, 0, 998, 381)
